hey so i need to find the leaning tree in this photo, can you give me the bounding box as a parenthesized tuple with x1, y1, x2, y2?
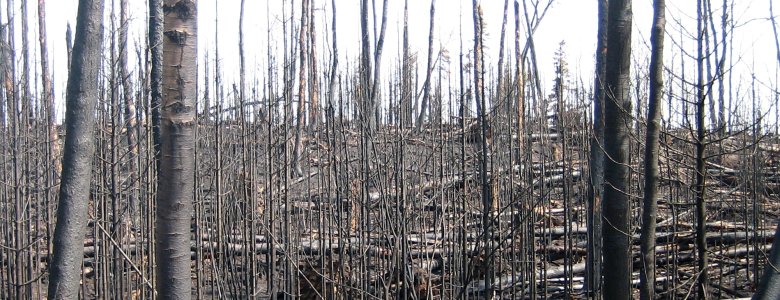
(46, 0, 105, 298)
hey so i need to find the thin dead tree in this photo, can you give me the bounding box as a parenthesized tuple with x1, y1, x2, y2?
(0, 2, 5, 127)
(639, 0, 665, 298)
(46, 0, 105, 298)
(37, 0, 58, 265)
(308, 0, 319, 130)
(65, 23, 72, 68)
(238, 0, 247, 120)
(711, 0, 728, 133)
(514, 0, 524, 155)
(21, 0, 30, 120)
(293, 0, 309, 177)
(495, 0, 508, 124)
(416, 0, 436, 129)
(4, 0, 17, 133)
(472, 1, 496, 298)
(695, 0, 711, 297)
(753, 10, 780, 300)
(586, 0, 607, 296)
(119, 0, 138, 222)
(401, 0, 412, 126)
(149, 0, 163, 169)
(359, 0, 372, 129)
(771, 0, 780, 65)
(327, 0, 338, 118)
(370, 0, 388, 128)
(37, 0, 56, 158)
(17, 1, 32, 296)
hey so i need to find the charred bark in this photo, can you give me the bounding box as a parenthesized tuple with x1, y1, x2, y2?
(149, 0, 164, 171)
(639, 0, 665, 299)
(46, 0, 105, 298)
(695, 0, 711, 297)
(586, 0, 607, 297)
(602, 0, 633, 298)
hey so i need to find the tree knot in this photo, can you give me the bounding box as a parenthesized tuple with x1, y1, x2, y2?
(164, 30, 189, 46)
(163, 0, 196, 21)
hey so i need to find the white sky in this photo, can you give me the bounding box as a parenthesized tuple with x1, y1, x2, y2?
(1, 0, 778, 123)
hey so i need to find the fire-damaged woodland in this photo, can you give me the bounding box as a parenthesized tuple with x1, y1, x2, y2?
(1, 0, 780, 299)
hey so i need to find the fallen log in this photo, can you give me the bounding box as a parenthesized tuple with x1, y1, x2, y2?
(466, 261, 587, 293)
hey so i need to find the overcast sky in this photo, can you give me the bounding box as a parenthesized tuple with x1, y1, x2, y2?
(2, 0, 778, 122)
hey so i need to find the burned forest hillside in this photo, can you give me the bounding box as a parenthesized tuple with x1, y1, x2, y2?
(1, 0, 780, 299)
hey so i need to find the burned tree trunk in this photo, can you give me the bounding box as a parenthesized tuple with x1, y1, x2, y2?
(156, 0, 197, 298)
(149, 0, 164, 170)
(514, 0, 524, 156)
(359, 0, 373, 130)
(639, 0, 665, 299)
(327, 0, 338, 122)
(119, 0, 138, 220)
(370, 0, 388, 129)
(293, 0, 309, 177)
(586, 0, 607, 296)
(695, 0, 711, 298)
(415, 0, 436, 129)
(0, 2, 5, 127)
(401, 0, 412, 127)
(496, 0, 508, 122)
(46, 0, 105, 298)
(3, 0, 16, 129)
(472, 1, 495, 298)
(21, 0, 31, 120)
(602, 0, 633, 298)
(38, 0, 59, 173)
(308, 0, 319, 130)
